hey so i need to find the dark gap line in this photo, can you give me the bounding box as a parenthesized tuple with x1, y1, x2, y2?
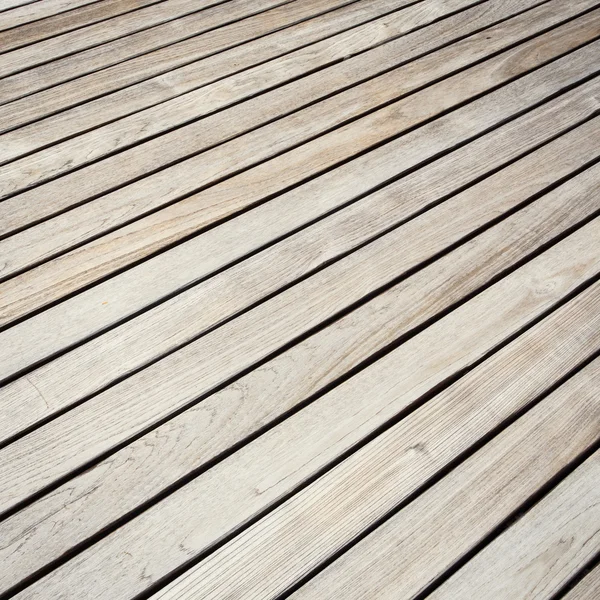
(281, 383, 600, 600)
(548, 550, 600, 600)
(0, 0, 476, 173)
(412, 445, 600, 600)
(130, 278, 600, 600)
(0, 0, 488, 136)
(0, 37, 596, 297)
(0, 0, 368, 107)
(1, 114, 597, 447)
(0, 0, 102, 19)
(0, 0, 331, 78)
(0, 0, 239, 62)
(0, 63, 596, 342)
(0, 0, 554, 197)
(4, 219, 600, 599)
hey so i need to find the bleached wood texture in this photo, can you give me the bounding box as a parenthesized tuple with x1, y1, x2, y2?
(11, 216, 600, 600)
(2, 116, 598, 442)
(563, 568, 600, 600)
(1, 76, 595, 388)
(151, 351, 600, 600)
(428, 452, 600, 600)
(0, 0, 101, 29)
(0, 0, 519, 159)
(0, 0, 562, 191)
(1, 41, 597, 329)
(5, 12, 596, 285)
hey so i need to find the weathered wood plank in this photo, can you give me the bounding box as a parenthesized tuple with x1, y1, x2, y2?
(563, 568, 600, 600)
(10, 218, 600, 600)
(7, 8, 594, 278)
(151, 358, 600, 600)
(0, 0, 502, 156)
(0, 0, 100, 29)
(2, 117, 598, 442)
(428, 452, 600, 600)
(0, 0, 167, 52)
(1, 39, 596, 327)
(0, 0, 564, 193)
(3, 251, 599, 595)
(0, 165, 598, 519)
(291, 361, 600, 600)
(0, 0, 226, 76)
(0, 74, 594, 389)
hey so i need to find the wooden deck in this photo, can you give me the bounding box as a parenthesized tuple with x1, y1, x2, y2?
(0, 0, 599, 597)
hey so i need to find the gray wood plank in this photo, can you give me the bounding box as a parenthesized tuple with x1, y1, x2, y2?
(0, 75, 594, 391)
(152, 353, 600, 600)
(0, 0, 100, 29)
(563, 568, 600, 600)
(1, 40, 597, 328)
(1, 116, 598, 442)
(428, 452, 600, 600)
(10, 217, 600, 600)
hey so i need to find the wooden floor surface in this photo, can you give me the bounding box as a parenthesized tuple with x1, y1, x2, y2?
(0, 0, 599, 598)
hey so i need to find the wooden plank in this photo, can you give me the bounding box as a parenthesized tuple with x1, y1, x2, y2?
(291, 361, 600, 600)
(0, 0, 476, 147)
(0, 0, 396, 109)
(428, 453, 600, 600)
(1, 116, 598, 441)
(0, 0, 584, 210)
(150, 360, 600, 600)
(3, 250, 599, 594)
(0, 163, 598, 517)
(9, 218, 600, 600)
(0, 0, 546, 192)
(563, 567, 600, 600)
(0, 0, 168, 52)
(7, 6, 593, 275)
(1, 39, 596, 328)
(0, 0, 229, 76)
(0, 72, 595, 387)
(0, 0, 101, 29)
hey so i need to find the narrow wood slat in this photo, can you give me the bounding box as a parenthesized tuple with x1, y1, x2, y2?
(1, 0, 584, 215)
(0, 163, 598, 533)
(0, 0, 382, 110)
(6, 9, 594, 280)
(428, 452, 600, 600)
(0, 0, 100, 29)
(563, 567, 600, 600)
(0, 0, 540, 190)
(2, 115, 598, 443)
(0, 0, 485, 152)
(1, 40, 596, 329)
(0, 0, 227, 76)
(151, 349, 600, 600)
(10, 217, 600, 600)
(0, 0, 168, 52)
(1, 70, 595, 389)
(292, 360, 600, 600)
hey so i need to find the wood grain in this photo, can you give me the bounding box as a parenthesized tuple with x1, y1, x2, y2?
(0, 0, 166, 52)
(0, 0, 100, 30)
(152, 356, 600, 600)
(1, 40, 597, 328)
(563, 568, 600, 600)
(291, 360, 600, 600)
(428, 452, 600, 600)
(0, 0, 560, 193)
(0, 168, 598, 521)
(1, 117, 598, 442)
(4, 272, 599, 596)
(8, 6, 594, 276)
(1, 75, 594, 390)
(0, 0, 503, 157)
(0, 0, 226, 76)
(10, 219, 600, 600)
